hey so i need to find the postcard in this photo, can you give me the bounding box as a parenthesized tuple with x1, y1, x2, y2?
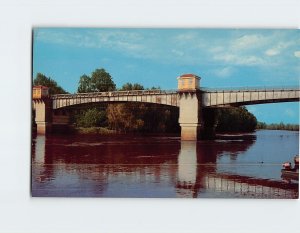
(31, 28, 299, 198)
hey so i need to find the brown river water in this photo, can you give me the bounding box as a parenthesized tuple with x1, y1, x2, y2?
(31, 130, 299, 198)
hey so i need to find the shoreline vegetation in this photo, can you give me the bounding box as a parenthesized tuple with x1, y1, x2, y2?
(70, 126, 117, 135)
(256, 122, 299, 131)
(32, 69, 299, 136)
(67, 124, 299, 136)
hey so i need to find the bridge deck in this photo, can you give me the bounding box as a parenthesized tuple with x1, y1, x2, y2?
(50, 86, 300, 109)
(202, 87, 300, 107)
(51, 90, 179, 109)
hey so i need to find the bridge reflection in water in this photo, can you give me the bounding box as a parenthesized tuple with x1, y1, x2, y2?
(176, 141, 298, 198)
(31, 132, 298, 198)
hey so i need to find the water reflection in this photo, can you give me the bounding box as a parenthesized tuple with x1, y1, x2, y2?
(33, 135, 45, 164)
(175, 138, 298, 198)
(175, 139, 252, 198)
(31, 135, 54, 184)
(31, 131, 299, 198)
(177, 141, 198, 197)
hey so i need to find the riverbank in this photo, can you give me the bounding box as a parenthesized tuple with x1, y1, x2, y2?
(70, 126, 117, 135)
(256, 122, 299, 131)
(216, 132, 256, 140)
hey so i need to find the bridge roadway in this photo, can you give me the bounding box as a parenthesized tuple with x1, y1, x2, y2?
(51, 86, 300, 109)
(33, 84, 300, 137)
(51, 90, 179, 109)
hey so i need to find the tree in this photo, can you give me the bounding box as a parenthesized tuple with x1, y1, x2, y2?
(33, 73, 68, 94)
(75, 108, 107, 128)
(77, 74, 92, 93)
(107, 82, 179, 133)
(256, 121, 299, 131)
(146, 86, 161, 90)
(120, 82, 144, 91)
(77, 68, 116, 93)
(106, 104, 144, 132)
(91, 68, 116, 92)
(216, 107, 257, 132)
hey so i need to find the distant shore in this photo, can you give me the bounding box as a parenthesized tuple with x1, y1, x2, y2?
(32, 126, 299, 136)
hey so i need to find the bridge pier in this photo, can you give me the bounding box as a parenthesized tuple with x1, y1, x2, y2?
(178, 74, 203, 141)
(33, 99, 52, 134)
(178, 91, 202, 140)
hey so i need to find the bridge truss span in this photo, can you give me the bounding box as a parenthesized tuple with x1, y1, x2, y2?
(51, 90, 179, 109)
(202, 87, 300, 107)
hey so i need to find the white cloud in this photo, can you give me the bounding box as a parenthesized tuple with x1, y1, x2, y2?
(294, 51, 300, 58)
(213, 53, 264, 66)
(232, 34, 268, 50)
(265, 48, 280, 56)
(210, 33, 273, 66)
(265, 41, 294, 57)
(35, 29, 299, 69)
(35, 29, 146, 55)
(214, 67, 234, 78)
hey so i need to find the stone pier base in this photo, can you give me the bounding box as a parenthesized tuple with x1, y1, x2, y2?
(180, 124, 201, 141)
(36, 122, 52, 134)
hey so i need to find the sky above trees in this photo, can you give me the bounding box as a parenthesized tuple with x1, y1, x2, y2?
(32, 28, 300, 124)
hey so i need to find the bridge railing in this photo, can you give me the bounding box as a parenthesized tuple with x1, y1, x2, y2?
(51, 86, 300, 98)
(51, 89, 178, 99)
(201, 86, 300, 92)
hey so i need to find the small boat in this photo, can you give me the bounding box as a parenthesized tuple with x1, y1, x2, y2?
(281, 155, 299, 181)
(281, 169, 299, 180)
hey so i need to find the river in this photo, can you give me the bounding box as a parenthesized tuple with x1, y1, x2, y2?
(31, 130, 299, 198)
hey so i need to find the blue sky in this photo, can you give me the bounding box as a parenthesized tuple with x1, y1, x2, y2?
(33, 28, 300, 124)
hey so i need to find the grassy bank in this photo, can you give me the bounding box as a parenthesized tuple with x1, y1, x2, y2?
(71, 126, 117, 135)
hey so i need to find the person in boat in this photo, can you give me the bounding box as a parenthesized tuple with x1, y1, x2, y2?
(282, 155, 299, 171)
(282, 162, 292, 170)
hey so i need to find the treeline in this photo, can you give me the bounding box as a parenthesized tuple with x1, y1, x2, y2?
(74, 104, 179, 133)
(33, 73, 68, 94)
(256, 122, 299, 131)
(216, 107, 257, 133)
(33, 68, 258, 134)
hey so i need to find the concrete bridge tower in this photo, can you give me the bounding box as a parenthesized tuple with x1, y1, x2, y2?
(32, 86, 52, 134)
(177, 74, 202, 140)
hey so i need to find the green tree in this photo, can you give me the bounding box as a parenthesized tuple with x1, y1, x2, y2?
(77, 74, 92, 93)
(106, 102, 179, 133)
(75, 108, 107, 128)
(91, 68, 116, 92)
(216, 107, 257, 132)
(120, 82, 144, 91)
(33, 73, 68, 94)
(256, 121, 267, 129)
(146, 86, 161, 90)
(77, 68, 116, 93)
(107, 82, 178, 133)
(256, 121, 299, 131)
(106, 103, 144, 132)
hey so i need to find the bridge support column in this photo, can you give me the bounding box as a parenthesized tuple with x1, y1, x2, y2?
(34, 99, 52, 134)
(178, 91, 202, 141)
